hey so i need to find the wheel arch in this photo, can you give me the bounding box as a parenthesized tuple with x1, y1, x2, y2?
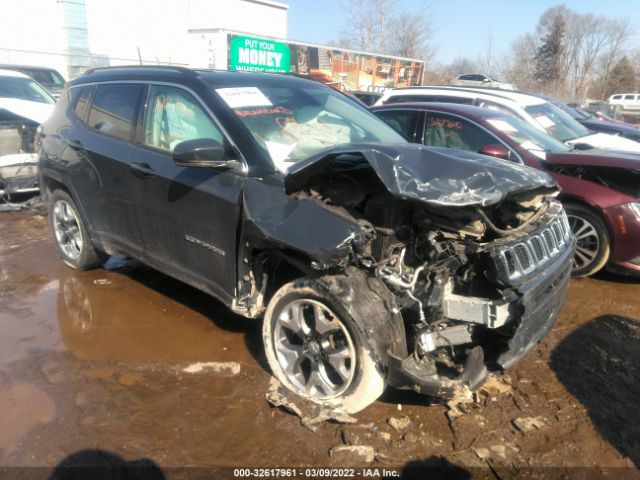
(559, 194, 614, 242)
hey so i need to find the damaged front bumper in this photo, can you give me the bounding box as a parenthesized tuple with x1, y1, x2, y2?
(386, 216, 576, 399)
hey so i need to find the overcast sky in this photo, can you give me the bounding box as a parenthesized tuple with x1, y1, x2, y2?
(285, 0, 638, 64)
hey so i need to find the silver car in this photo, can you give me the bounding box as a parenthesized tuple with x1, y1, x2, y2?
(449, 73, 517, 90)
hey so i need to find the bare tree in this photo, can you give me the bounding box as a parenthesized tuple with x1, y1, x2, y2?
(502, 5, 632, 101)
(502, 34, 537, 91)
(476, 33, 495, 76)
(337, 0, 397, 52)
(593, 17, 631, 99)
(387, 7, 435, 62)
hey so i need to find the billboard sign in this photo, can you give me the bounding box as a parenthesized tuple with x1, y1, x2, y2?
(229, 35, 290, 73)
(227, 34, 423, 90)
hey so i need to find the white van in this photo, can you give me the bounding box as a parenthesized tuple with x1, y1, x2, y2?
(608, 93, 640, 110)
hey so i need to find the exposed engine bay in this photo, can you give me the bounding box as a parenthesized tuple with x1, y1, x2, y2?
(282, 149, 574, 398)
(0, 109, 40, 201)
(547, 164, 640, 199)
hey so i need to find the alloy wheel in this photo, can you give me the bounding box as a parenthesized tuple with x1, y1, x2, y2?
(273, 299, 356, 398)
(53, 199, 83, 260)
(567, 214, 600, 271)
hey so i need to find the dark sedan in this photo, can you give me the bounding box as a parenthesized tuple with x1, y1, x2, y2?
(372, 102, 640, 277)
(548, 98, 640, 142)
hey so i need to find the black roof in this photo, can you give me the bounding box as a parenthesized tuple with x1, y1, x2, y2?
(69, 65, 320, 88)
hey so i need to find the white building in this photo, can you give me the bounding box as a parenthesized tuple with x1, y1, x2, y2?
(0, 0, 289, 79)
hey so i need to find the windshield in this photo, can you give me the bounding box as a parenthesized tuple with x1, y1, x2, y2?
(487, 114, 570, 154)
(524, 102, 590, 142)
(16, 68, 65, 88)
(571, 107, 593, 120)
(216, 84, 405, 169)
(0, 76, 55, 104)
(552, 101, 591, 120)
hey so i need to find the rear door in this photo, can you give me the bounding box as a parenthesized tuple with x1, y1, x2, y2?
(74, 82, 146, 254)
(128, 83, 245, 300)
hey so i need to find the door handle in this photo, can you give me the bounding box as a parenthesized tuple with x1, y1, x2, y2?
(66, 139, 83, 150)
(130, 162, 157, 178)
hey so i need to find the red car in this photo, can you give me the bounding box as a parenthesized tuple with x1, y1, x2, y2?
(371, 102, 640, 277)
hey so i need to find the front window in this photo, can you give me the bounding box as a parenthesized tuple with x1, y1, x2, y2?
(144, 85, 223, 151)
(525, 102, 590, 142)
(374, 110, 418, 141)
(423, 112, 500, 152)
(486, 114, 570, 154)
(217, 84, 405, 170)
(0, 76, 55, 104)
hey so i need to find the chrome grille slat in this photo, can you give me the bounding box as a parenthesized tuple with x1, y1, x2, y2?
(499, 210, 571, 281)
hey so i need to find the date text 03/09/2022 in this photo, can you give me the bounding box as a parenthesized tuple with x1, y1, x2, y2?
(232, 468, 401, 478)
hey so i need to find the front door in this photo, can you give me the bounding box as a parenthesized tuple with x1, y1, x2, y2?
(129, 84, 245, 301)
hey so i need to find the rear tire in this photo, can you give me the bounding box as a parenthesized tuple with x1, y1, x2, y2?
(262, 276, 385, 414)
(49, 189, 108, 270)
(565, 203, 610, 277)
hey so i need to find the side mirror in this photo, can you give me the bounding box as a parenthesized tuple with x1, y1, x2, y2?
(478, 144, 511, 160)
(173, 138, 239, 169)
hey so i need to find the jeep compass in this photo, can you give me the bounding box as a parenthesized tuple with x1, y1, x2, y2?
(39, 67, 575, 413)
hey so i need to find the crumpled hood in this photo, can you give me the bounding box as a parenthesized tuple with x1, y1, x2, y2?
(567, 132, 640, 153)
(0, 98, 54, 124)
(546, 149, 640, 170)
(285, 143, 556, 207)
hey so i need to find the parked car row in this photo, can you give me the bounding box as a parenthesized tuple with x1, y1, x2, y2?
(371, 87, 640, 277)
(376, 86, 640, 153)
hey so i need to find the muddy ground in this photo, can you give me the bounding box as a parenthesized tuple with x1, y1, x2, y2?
(1, 211, 639, 479)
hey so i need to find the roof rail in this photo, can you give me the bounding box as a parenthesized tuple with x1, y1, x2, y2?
(82, 65, 196, 76)
(391, 84, 522, 101)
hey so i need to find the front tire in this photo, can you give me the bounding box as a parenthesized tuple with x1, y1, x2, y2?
(565, 203, 610, 277)
(262, 277, 385, 414)
(49, 189, 108, 270)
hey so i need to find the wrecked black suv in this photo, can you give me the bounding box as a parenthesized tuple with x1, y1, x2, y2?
(39, 67, 575, 413)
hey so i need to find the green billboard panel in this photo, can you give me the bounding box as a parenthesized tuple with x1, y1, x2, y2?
(229, 35, 290, 73)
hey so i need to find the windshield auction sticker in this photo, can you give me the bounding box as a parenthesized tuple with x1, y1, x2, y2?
(216, 87, 273, 109)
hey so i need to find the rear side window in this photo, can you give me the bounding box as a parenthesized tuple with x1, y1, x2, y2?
(88, 84, 143, 141)
(424, 112, 498, 152)
(374, 110, 419, 141)
(71, 85, 94, 122)
(474, 99, 514, 115)
(143, 85, 223, 152)
(624, 94, 635, 100)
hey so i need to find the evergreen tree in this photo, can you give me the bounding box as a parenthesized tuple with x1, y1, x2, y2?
(602, 56, 636, 98)
(534, 12, 565, 86)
